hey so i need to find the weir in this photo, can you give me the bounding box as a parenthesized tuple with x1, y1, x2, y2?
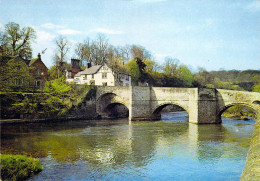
(95, 86, 260, 124)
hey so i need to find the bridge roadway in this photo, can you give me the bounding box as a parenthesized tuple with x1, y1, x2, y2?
(95, 86, 260, 124)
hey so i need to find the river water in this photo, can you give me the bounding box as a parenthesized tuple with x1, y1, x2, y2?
(0, 112, 255, 181)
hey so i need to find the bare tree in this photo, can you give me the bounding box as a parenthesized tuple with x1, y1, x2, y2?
(75, 34, 111, 65)
(163, 57, 180, 77)
(75, 38, 93, 66)
(54, 36, 70, 78)
(130, 45, 151, 60)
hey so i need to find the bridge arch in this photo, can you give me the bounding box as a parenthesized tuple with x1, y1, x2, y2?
(217, 102, 259, 121)
(252, 100, 260, 105)
(96, 93, 129, 118)
(152, 102, 189, 120)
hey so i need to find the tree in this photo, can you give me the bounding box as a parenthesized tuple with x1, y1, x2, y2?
(125, 58, 141, 85)
(75, 34, 111, 66)
(54, 36, 70, 78)
(130, 45, 151, 60)
(163, 57, 179, 77)
(178, 65, 193, 87)
(0, 22, 36, 59)
(194, 67, 215, 87)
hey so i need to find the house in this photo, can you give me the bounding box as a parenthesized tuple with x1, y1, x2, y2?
(1, 53, 48, 89)
(67, 63, 131, 86)
(28, 53, 48, 87)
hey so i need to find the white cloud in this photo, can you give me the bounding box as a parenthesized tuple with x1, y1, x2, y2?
(246, 0, 260, 12)
(41, 23, 64, 29)
(91, 28, 123, 35)
(37, 30, 56, 42)
(57, 29, 82, 35)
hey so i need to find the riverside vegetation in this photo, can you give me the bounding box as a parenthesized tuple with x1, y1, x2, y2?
(0, 154, 43, 181)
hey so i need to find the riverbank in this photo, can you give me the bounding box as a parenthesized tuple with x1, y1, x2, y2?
(241, 115, 260, 180)
(0, 116, 100, 125)
(0, 154, 43, 181)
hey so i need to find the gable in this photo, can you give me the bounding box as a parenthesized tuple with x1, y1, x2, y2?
(29, 58, 48, 71)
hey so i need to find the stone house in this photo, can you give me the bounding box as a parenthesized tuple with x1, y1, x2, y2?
(2, 53, 48, 88)
(66, 62, 131, 86)
(28, 53, 48, 87)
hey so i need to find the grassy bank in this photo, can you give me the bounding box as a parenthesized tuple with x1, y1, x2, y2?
(0, 154, 43, 181)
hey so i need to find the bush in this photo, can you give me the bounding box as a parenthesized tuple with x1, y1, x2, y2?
(1, 154, 43, 181)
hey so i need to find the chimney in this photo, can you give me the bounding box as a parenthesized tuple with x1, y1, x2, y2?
(71, 59, 81, 69)
(87, 62, 92, 68)
(38, 53, 41, 59)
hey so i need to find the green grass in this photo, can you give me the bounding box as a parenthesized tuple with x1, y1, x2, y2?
(0, 154, 43, 181)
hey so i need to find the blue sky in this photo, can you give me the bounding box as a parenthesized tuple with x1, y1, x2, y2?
(0, 0, 259, 71)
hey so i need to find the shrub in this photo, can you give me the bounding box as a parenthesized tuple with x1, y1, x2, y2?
(0, 154, 43, 181)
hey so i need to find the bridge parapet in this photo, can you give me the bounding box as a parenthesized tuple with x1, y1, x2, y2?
(216, 89, 260, 114)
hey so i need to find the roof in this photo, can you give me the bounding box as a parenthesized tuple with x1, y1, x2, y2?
(28, 58, 38, 66)
(74, 65, 102, 77)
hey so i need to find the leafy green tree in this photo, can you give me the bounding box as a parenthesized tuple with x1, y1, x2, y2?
(0, 57, 31, 92)
(0, 22, 36, 59)
(178, 64, 193, 87)
(125, 58, 141, 85)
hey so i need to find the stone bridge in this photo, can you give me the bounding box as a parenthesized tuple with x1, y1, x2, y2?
(95, 86, 260, 124)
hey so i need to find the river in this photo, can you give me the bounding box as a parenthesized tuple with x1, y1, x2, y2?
(0, 112, 255, 181)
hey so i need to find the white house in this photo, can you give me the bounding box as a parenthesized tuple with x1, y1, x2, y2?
(69, 63, 131, 86)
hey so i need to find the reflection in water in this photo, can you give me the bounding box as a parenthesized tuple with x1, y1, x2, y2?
(0, 112, 255, 180)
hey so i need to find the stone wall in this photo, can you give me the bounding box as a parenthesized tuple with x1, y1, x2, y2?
(241, 116, 260, 180)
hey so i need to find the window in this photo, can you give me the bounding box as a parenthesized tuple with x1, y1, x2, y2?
(37, 69, 41, 75)
(126, 75, 129, 81)
(102, 82, 107, 86)
(35, 80, 40, 87)
(125, 83, 129, 86)
(15, 79, 23, 85)
(92, 74, 94, 79)
(83, 75, 87, 80)
(102, 73, 107, 79)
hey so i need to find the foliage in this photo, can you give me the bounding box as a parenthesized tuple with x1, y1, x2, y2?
(178, 64, 193, 87)
(125, 58, 141, 85)
(222, 105, 257, 118)
(252, 83, 260, 92)
(0, 57, 32, 92)
(0, 22, 36, 59)
(0, 78, 95, 119)
(44, 77, 72, 96)
(0, 154, 43, 181)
